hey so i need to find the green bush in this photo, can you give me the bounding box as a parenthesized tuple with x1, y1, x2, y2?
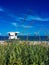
(0, 42, 49, 65)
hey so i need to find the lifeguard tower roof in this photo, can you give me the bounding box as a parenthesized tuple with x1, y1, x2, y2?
(8, 32, 20, 39)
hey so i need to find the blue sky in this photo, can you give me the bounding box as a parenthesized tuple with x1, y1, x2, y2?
(0, 0, 49, 36)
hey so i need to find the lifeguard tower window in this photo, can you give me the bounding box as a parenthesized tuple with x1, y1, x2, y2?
(15, 33, 17, 35)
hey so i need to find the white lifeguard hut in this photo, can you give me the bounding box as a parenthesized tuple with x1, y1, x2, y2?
(8, 32, 20, 39)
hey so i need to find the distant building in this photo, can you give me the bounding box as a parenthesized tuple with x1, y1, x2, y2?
(8, 32, 20, 39)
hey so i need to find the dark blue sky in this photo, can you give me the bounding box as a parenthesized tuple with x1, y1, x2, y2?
(0, 0, 49, 35)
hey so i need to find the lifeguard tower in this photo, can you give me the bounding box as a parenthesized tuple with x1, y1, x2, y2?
(8, 32, 20, 39)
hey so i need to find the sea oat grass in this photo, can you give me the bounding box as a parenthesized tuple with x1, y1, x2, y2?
(0, 41, 49, 65)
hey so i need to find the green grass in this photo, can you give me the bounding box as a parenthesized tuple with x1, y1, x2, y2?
(0, 41, 49, 65)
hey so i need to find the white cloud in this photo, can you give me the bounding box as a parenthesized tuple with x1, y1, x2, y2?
(8, 13, 49, 22)
(0, 33, 2, 35)
(7, 11, 49, 23)
(11, 22, 18, 27)
(22, 25, 32, 28)
(1, 7, 49, 22)
(11, 22, 32, 28)
(8, 14, 24, 21)
(0, 8, 4, 12)
(26, 15, 49, 21)
(14, 15, 49, 22)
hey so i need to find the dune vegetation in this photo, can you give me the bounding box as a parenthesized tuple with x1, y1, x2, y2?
(0, 41, 49, 65)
